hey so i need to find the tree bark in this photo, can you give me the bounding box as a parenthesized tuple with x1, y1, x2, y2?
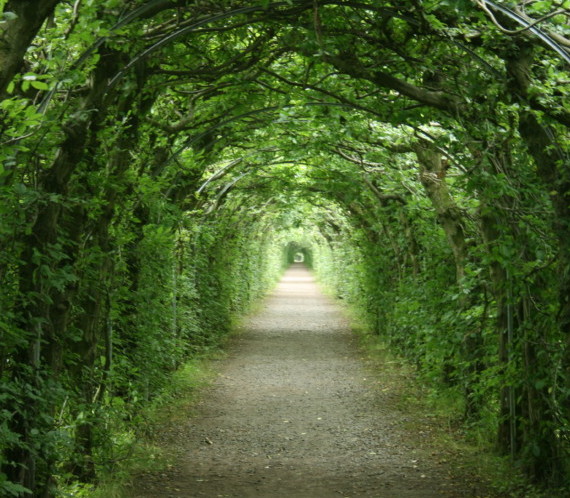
(4, 44, 128, 495)
(504, 45, 569, 482)
(0, 0, 61, 97)
(414, 142, 469, 284)
(415, 141, 486, 413)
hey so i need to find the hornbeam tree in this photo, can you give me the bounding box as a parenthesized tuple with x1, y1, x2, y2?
(0, 0, 569, 495)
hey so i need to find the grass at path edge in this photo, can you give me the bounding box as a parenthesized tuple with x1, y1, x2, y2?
(339, 296, 566, 498)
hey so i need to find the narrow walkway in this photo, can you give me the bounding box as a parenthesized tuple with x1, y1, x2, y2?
(131, 264, 480, 497)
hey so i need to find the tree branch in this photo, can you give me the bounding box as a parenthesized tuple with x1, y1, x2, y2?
(323, 53, 464, 115)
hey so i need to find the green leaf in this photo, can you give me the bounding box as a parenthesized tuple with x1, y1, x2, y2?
(1, 11, 18, 21)
(424, 14, 446, 30)
(0, 481, 32, 497)
(535, 379, 547, 390)
(31, 80, 49, 91)
(529, 0, 552, 12)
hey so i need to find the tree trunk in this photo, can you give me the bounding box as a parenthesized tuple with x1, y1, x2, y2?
(4, 43, 128, 495)
(0, 0, 61, 97)
(414, 142, 468, 284)
(415, 141, 485, 414)
(504, 45, 569, 483)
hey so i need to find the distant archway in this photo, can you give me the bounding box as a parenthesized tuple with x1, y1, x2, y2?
(285, 242, 313, 268)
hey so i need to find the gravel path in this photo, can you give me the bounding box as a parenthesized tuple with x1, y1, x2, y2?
(130, 264, 482, 497)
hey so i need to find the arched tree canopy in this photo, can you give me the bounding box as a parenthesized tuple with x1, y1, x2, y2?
(1, 0, 569, 495)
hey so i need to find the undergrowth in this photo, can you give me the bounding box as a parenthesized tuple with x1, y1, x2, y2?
(58, 283, 280, 497)
(56, 355, 218, 498)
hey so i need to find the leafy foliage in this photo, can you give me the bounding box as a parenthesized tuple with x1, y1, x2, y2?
(0, 0, 569, 495)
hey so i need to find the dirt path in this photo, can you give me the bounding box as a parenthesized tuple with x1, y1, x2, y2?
(130, 264, 484, 497)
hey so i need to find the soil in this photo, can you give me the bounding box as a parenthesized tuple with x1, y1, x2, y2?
(129, 264, 488, 497)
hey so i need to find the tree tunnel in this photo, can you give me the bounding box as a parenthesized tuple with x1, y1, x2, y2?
(1, 0, 569, 495)
(283, 241, 312, 266)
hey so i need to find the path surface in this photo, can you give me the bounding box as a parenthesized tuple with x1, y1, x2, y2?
(130, 264, 482, 497)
